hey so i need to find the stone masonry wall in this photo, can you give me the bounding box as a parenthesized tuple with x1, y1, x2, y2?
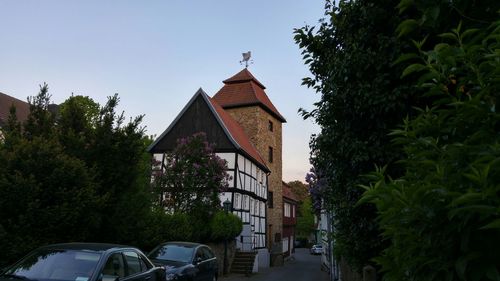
(224, 106, 283, 250)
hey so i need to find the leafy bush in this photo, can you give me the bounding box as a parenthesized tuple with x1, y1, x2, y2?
(209, 211, 243, 242)
(0, 87, 155, 266)
(361, 20, 500, 281)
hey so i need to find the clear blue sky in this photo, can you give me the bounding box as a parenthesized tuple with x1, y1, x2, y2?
(0, 0, 323, 182)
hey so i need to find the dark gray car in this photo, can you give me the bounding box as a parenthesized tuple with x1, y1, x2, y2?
(0, 243, 165, 281)
(148, 242, 218, 281)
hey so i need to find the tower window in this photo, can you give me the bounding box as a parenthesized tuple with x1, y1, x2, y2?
(268, 191, 274, 208)
(268, 146, 273, 163)
(268, 120, 273, 132)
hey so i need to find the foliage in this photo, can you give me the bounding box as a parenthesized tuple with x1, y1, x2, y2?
(150, 132, 233, 243)
(153, 132, 231, 213)
(287, 180, 315, 240)
(294, 0, 420, 270)
(0, 85, 158, 266)
(210, 211, 243, 242)
(138, 210, 193, 250)
(361, 17, 500, 281)
(0, 129, 101, 265)
(305, 167, 329, 214)
(295, 197, 316, 240)
(286, 180, 309, 202)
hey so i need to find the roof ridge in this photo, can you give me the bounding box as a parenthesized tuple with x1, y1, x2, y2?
(223, 68, 266, 89)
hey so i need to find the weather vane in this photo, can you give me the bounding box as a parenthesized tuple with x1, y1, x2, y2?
(240, 51, 253, 68)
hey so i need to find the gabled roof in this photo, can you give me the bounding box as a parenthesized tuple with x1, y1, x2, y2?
(213, 69, 286, 123)
(0, 92, 30, 126)
(148, 89, 269, 172)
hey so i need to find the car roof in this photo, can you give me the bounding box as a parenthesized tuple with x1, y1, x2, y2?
(159, 241, 205, 248)
(40, 243, 133, 252)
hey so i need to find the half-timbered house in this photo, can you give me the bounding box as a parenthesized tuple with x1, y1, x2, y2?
(149, 68, 287, 270)
(148, 88, 270, 266)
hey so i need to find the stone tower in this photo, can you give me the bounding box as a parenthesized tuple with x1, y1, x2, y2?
(213, 68, 286, 250)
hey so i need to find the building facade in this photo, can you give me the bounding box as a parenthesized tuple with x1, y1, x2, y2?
(282, 182, 298, 257)
(212, 69, 286, 252)
(149, 68, 287, 269)
(148, 88, 271, 268)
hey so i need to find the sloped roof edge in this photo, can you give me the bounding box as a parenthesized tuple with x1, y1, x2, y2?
(207, 97, 270, 173)
(147, 88, 208, 152)
(147, 89, 270, 173)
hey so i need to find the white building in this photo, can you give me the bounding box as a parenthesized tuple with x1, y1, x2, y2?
(148, 89, 270, 267)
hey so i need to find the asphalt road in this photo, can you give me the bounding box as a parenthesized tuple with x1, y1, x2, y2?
(222, 248, 329, 281)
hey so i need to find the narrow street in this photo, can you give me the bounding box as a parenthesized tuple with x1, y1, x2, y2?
(222, 248, 329, 281)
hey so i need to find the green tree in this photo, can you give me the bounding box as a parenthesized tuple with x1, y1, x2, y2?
(0, 86, 158, 266)
(295, 0, 499, 272)
(287, 180, 309, 203)
(58, 94, 155, 245)
(0, 85, 101, 266)
(361, 16, 500, 281)
(296, 197, 316, 240)
(152, 132, 232, 242)
(153, 132, 231, 213)
(210, 211, 243, 242)
(294, 0, 420, 270)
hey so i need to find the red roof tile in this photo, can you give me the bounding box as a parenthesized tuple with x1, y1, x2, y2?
(0, 92, 30, 126)
(223, 68, 266, 89)
(208, 96, 269, 171)
(214, 69, 286, 123)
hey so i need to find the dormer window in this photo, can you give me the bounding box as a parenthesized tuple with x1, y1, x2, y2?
(268, 120, 273, 132)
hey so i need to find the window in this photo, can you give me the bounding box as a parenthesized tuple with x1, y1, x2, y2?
(102, 253, 125, 278)
(234, 193, 241, 209)
(268, 191, 274, 208)
(123, 251, 145, 276)
(268, 146, 273, 163)
(195, 249, 205, 262)
(201, 247, 215, 259)
(243, 195, 248, 210)
(284, 202, 291, 217)
(268, 120, 273, 132)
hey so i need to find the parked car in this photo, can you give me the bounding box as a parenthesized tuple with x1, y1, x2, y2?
(310, 244, 323, 255)
(0, 243, 165, 281)
(148, 242, 218, 281)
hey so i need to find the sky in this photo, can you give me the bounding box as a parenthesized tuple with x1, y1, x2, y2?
(0, 1, 324, 182)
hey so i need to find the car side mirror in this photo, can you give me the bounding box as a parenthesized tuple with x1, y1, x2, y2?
(194, 257, 202, 265)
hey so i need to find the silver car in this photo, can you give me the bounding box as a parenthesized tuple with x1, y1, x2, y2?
(310, 244, 323, 255)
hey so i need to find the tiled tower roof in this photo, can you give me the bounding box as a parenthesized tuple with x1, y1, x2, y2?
(213, 69, 286, 123)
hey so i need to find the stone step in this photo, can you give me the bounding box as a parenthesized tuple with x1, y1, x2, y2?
(231, 252, 255, 275)
(234, 253, 255, 257)
(232, 260, 254, 265)
(233, 258, 254, 262)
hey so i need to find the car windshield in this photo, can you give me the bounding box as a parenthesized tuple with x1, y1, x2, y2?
(149, 245, 194, 263)
(4, 249, 101, 281)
